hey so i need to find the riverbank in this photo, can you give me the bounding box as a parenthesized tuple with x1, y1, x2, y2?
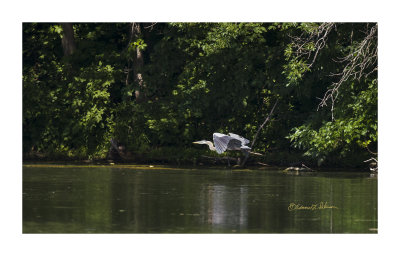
(23, 146, 373, 171)
(22, 161, 372, 173)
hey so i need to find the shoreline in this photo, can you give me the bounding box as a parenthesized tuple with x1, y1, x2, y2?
(22, 161, 370, 172)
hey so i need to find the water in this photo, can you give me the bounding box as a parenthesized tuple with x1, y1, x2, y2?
(23, 165, 377, 233)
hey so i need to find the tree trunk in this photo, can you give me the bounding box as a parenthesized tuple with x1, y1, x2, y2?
(129, 23, 145, 102)
(61, 23, 76, 56)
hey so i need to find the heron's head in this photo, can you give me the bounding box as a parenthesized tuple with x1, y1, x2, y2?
(193, 140, 209, 145)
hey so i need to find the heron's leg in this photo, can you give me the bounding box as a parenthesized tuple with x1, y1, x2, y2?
(227, 157, 230, 167)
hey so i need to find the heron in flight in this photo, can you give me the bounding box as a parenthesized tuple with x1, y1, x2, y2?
(193, 133, 251, 155)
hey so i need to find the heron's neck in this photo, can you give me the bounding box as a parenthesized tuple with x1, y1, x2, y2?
(206, 141, 216, 151)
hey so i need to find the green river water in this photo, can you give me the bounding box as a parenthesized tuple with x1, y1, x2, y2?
(23, 165, 377, 233)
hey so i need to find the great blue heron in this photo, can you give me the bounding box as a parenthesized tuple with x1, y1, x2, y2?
(193, 133, 251, 155)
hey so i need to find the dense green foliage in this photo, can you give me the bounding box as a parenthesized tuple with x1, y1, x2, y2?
(23, 23, 377, 168)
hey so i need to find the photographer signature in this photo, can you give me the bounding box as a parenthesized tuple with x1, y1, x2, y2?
(288, 201, 338, 211)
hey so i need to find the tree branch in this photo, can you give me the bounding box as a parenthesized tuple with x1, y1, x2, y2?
(289, 23, 335, 68)
(318, 24, 377, 120)
(240, 99, 279, 167)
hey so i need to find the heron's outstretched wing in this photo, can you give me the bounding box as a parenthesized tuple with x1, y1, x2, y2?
(228, 133, 250, 145)
(213, 133, 245, 153)
(213, 133, 233, 154)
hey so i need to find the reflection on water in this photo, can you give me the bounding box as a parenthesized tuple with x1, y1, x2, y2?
(203, 185, 248, 231)
(23, 166, 377, 233)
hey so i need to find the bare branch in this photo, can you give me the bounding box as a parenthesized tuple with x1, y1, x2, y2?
(366, 145, 378, 155)
(317, 24, 377, 120)
(250, 99, 279, 150)
(364, 157, 378, 163)
(240, 99, 279, 167)
(289, 23, 335, 68)
(144, 22, 157, 30)
(289, 23, 377, 120)
(364, 157, 378, 172)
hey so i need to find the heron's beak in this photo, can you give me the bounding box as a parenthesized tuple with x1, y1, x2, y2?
(193, 141, 202, 144)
